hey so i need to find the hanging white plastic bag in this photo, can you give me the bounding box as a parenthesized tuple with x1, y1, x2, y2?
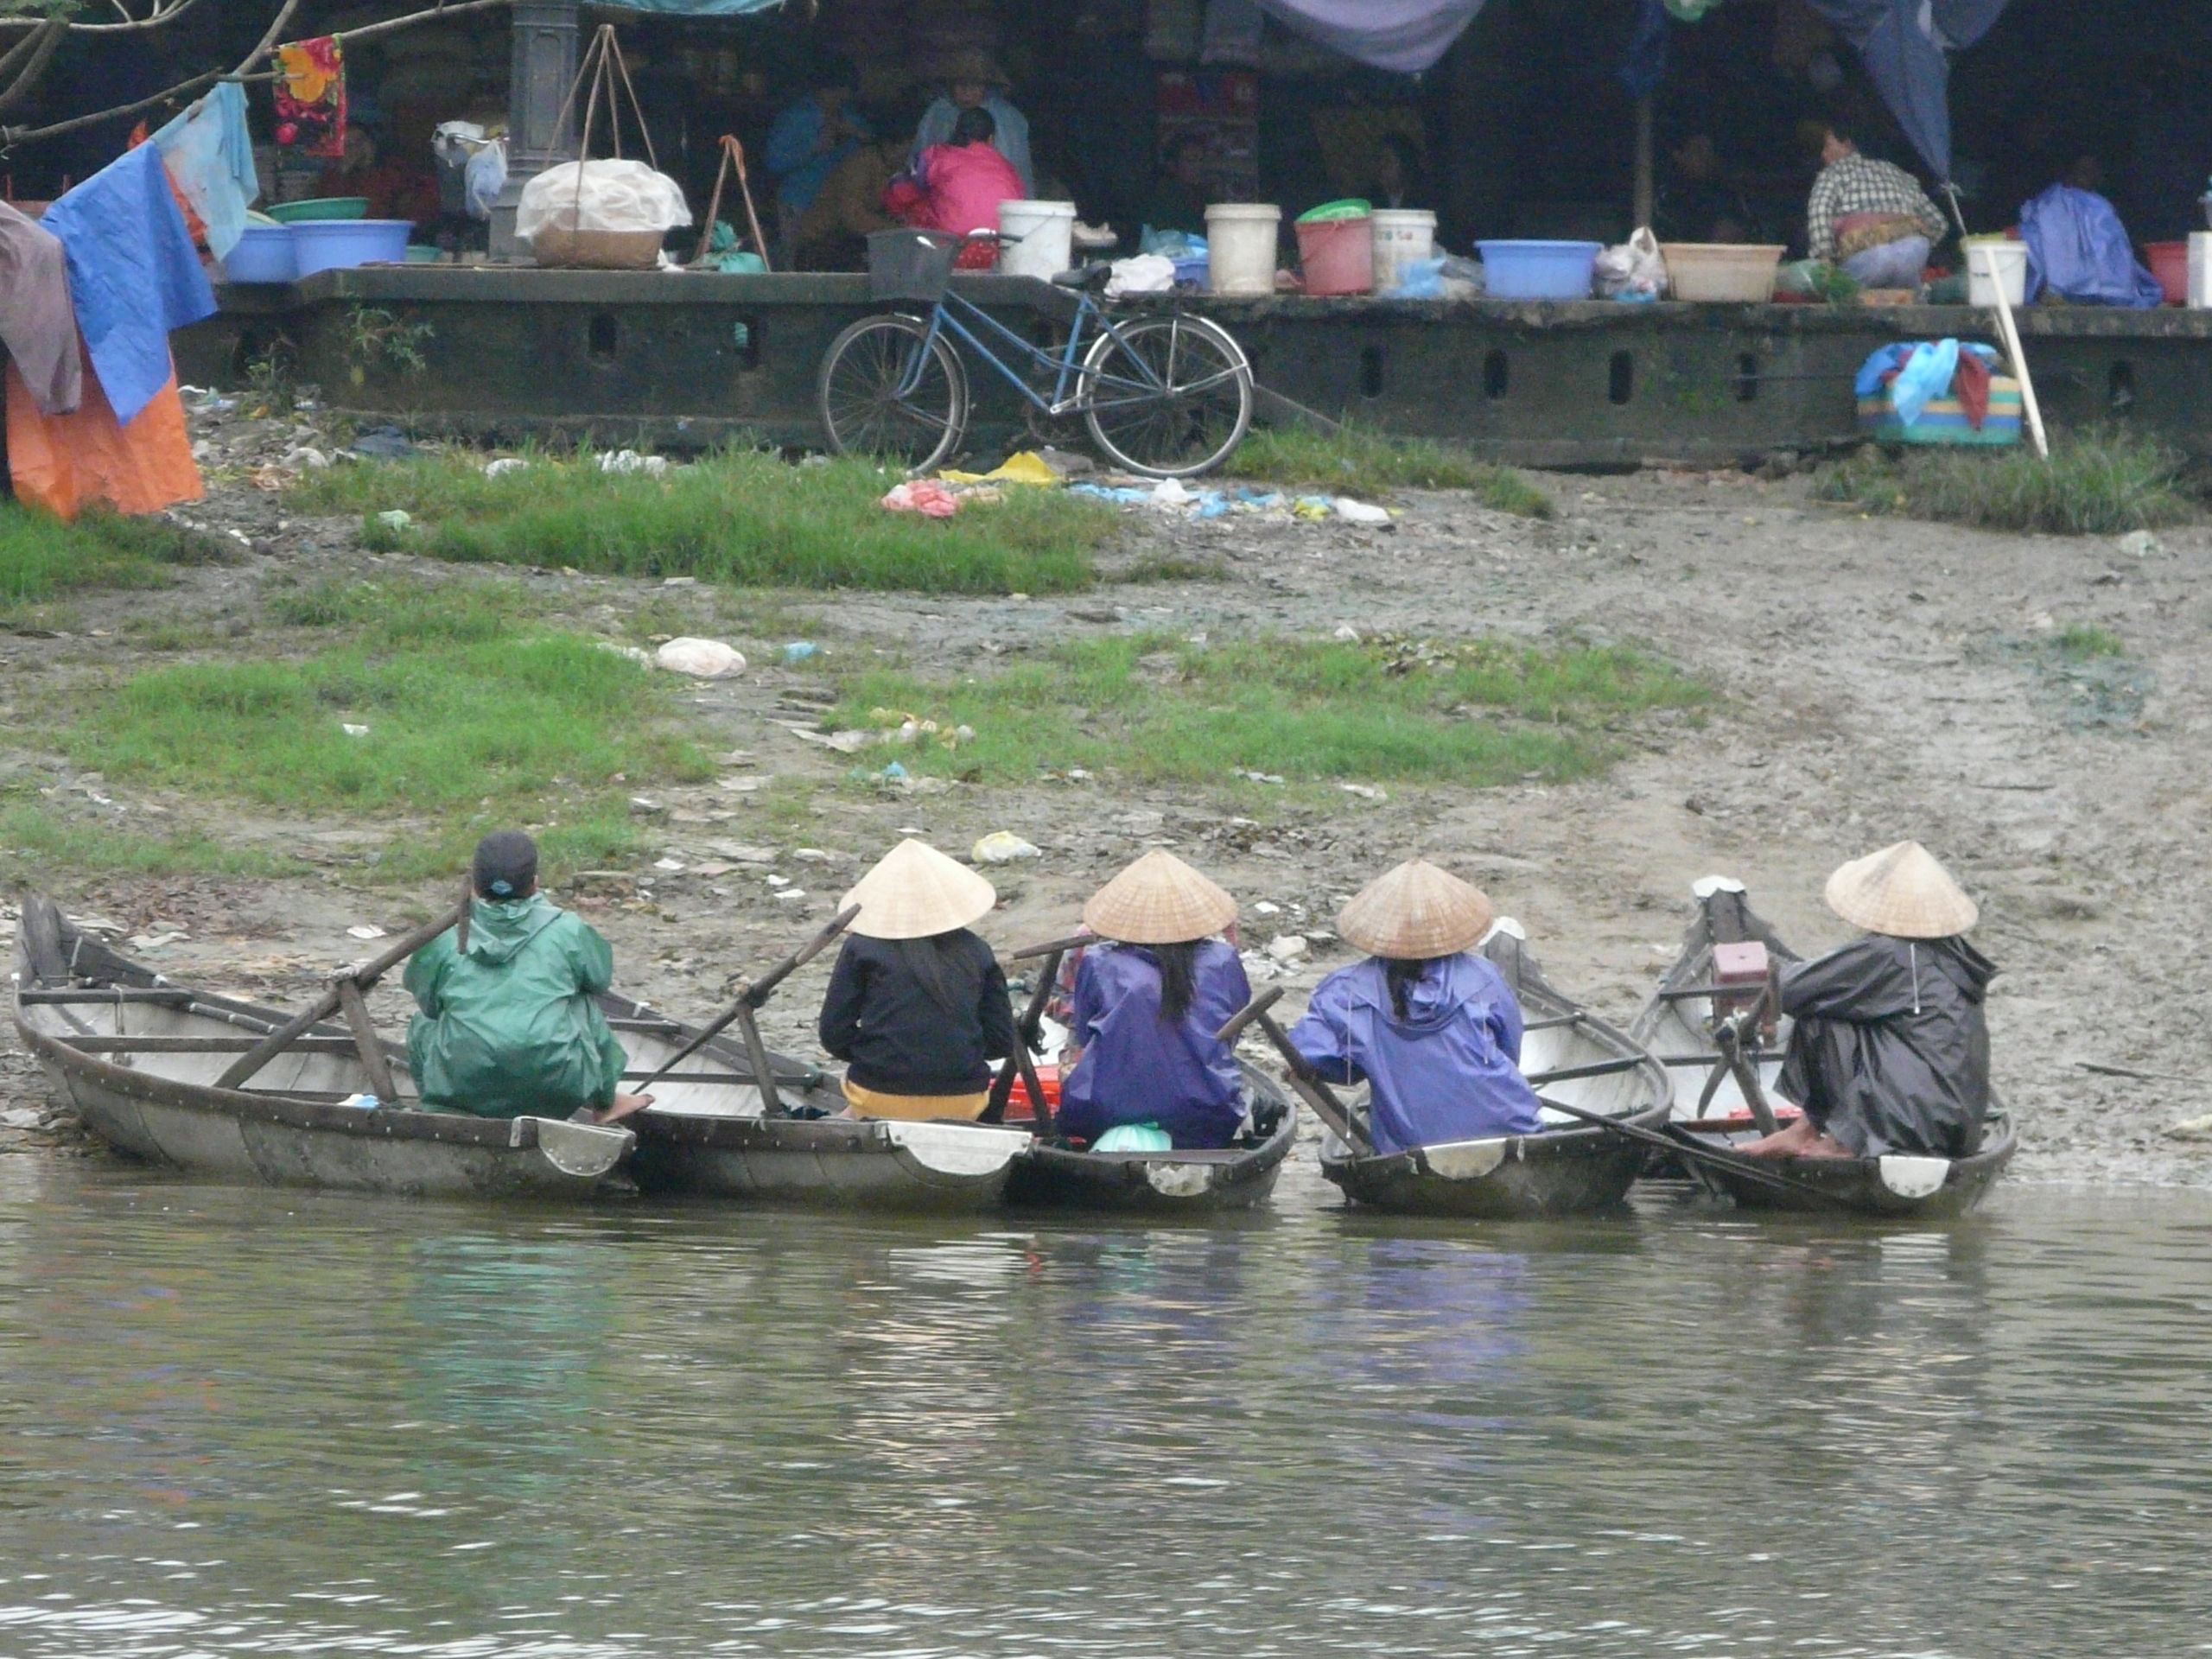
(517, 158, 691, 267)
(464, 138, 507, 221)
(1594, 226, 1666, 301)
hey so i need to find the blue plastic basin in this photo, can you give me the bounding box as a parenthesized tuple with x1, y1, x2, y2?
(1477, 239, 1602, 301)
(290, 218, 413, 277)
(221, 224, 297, 284)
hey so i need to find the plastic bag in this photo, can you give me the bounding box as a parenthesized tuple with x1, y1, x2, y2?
(463, 138, 506, 221)
(5, 361, 201, 520)
(1380, 255, 1446, 298)
(516, 159, 690, 240)
(1105, 252, 1177, 296)
(1595, 227, 1665, 300)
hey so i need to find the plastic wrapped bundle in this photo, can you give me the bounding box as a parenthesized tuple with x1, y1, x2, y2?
(517, 159, 690, 269)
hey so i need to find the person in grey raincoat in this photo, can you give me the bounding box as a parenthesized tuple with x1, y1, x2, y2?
(404, 831, 649, 1123)
(1740, 842, 1994, 1160)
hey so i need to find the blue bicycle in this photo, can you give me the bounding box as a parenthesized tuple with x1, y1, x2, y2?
(817, 228, 1255, 478)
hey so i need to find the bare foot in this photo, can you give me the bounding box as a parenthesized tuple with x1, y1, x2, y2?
(1795, 1132, 1854, 1159)
(588, 1093, 655, 1124)
(1736, 1116, 1818, 1158)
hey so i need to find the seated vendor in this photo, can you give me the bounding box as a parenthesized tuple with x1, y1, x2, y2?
(1805, 118, 1948, 289)
(1058, 850, 1250, 1150)
(404, 831, 649, 1124)
(817, 838, 1014, 1121)
(1289, 860, 1541, 1155)
(909, 49, 1033, 197)
(887, 105, 1025, 265)
(1142, 134, 1212, 237)
(316, 128, 440, 226)
(794, 129, 904, 270)
(1741, 841, 1995, 1161)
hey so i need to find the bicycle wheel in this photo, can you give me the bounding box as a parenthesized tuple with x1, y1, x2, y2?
(1080, 313, 1253, 478)
(818, 313, 969, 474)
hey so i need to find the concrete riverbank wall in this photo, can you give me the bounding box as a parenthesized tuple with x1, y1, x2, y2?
(176, 268, 2212, 467)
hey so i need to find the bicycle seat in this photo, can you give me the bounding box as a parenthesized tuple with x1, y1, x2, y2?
(1052, 264, 1115, 291)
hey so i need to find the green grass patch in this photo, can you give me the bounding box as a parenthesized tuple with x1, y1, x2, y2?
(1812, 429, 2194, 535)
(260, 573, 543, 642)
(0, 804, 308, 882)
(2054, 623, 2125, 661)
(288, 449, 1116, 594)
(1231, 425, 1555, 517)
(0, 504, 227, 617)
(827, 631, 1707, 790)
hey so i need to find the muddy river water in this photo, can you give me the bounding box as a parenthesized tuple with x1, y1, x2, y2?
(0, 1156, 2204, 1658)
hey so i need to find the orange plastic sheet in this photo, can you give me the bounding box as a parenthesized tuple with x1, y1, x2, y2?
(6, 358, 202, 520)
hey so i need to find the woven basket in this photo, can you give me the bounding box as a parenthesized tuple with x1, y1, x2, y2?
(528, 226, 665, 270)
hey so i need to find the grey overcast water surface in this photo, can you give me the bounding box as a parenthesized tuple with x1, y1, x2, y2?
(1, 1156, 2206, 1658)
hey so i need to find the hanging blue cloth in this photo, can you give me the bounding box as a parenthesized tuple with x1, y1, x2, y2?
(2019, 185, 2163, 308)
(150, 81, 259, 261)
(1801, 0, 2012, 181)
(41, 143, 216, 427)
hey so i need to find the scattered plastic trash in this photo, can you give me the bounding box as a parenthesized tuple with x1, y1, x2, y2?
(1150, 478, 1195, 509)
(939, 451, 1062, 487)
(1268, 934, 1310, 963)
(598, 641, 652, 664)
(780, 641, 822, 664)
(973, 830, 1042, 863)
(1333, 497, 1392, 525)
(374, 510, 411, 531)
(600, 449, 671, 475)
(281, 445, 329, 469)
(1339, 783, 1389, 802)
(346, 924, 388, 940)
(1252, 900, 1282, 916)
(1332, 623, 1362, 642)
(661, 575, 698, 587)
(882, 479, 961, 517)
(2119, 531, 2162, 558)
(654, 857, 686, 873)
(484, 456, 529, 478)
(340, 721, 370, 736)
(772, 887, 807, 901)
(0, 1108, 43, 1130)
(655, 638, 747, 677)
(339, 1093, 380, 1110)
(879, 760, 909, 782)
(1233, 767, 1285, 785)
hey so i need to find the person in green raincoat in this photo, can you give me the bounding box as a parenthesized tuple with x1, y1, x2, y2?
(404, 831, 651, 1123)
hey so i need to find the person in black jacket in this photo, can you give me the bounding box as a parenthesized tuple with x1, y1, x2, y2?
(1742, 841, 1995, 1160)
(817, 838, 1015, 1121)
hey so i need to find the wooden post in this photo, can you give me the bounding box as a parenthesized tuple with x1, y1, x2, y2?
(730, 1001, 785, 1118)
(988, 945, 1065, 1133)
(335, 977, 401, 1107)
(1977, 241, 2050, 460)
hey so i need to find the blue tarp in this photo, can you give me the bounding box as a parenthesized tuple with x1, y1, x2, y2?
(2018, 185, 2163, 307)
(1802, 0, 2012, 182)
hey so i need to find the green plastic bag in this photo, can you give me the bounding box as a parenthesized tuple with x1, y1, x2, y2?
(1093, 1122, 1173, 1152)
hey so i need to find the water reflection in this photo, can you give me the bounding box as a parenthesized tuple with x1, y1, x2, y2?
(0, 1166, 2207, 1656)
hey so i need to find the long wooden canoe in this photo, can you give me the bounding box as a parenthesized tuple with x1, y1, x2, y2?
(10, 894, 632, 1200)
(998, 1061, 1298, 1214)
(1318, 925, 1673, 1217)
(608, 990, 1032, 1212)
(1633, 878, 2017, 1217)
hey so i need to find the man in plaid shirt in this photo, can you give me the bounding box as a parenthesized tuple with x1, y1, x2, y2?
(1806, 120, 1950, 289)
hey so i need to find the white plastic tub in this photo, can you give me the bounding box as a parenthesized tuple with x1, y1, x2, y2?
(1965, 238, 2029, 308)
(1206, 202, 1281, 295)
(996, 200, 1076, 280)
(1370, 208, 1437, 293)
(1660, 243, 1785, 302)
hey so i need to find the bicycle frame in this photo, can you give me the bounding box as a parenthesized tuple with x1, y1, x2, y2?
(895, 286, 1202, 417)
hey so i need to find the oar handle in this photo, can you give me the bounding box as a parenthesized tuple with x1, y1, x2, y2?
(1217, 990, 1372, 1154)
(986, 945, 1065, 1129)
(1214, 986, 1283, 1046)
(636, 906, 860, 1094)
(1541, 1096, 1845, 1205)
(1010, 931, 1092, 962)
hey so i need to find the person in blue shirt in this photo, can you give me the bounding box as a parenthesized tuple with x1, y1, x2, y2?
(764, 57, 872, 224)
(1290, 859, 1541, 1155)
(1058, 849, 1249, 1150)
(908, 48, 1034, 199)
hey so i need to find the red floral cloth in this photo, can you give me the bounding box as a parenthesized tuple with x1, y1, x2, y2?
(274, 37, 346, 161)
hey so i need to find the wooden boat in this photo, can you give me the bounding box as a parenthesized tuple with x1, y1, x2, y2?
(1633, 878, 2017, 1217)
(998, 1062, 1297, 1213)
(10, 894, 632, 1200)
(610, 989, 1033, 1213)
(1317, 925, 1673, 1217)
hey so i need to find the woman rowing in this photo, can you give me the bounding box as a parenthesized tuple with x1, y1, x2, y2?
(1057, 850, 1251, 1151)
(1288, 859, 1541, 1153)
(1739, 841, 1995, 1160)
(817, 838, 1015, 1120)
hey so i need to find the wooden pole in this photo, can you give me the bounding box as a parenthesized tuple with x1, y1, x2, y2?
(730, 1001, 785, 1118)
(1216, 988, 1372, 1152)
(335, 977, 403, 1107)
(986, 945, 1064, 1133)
(1538, 1096, 1847, 1205)
(215, 901, 467, 1091)
(633, 905, 859, 1093)
(1977, 241, 2050, 460)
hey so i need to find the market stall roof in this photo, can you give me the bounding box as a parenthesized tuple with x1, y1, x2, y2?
(1256, 0, 1488, 75)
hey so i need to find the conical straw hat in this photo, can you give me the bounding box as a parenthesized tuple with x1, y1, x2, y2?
(1337, 858, 1496, 960)
(840, 838, 996, 940)
(1082, 849, 1237, 944)
(1823, 841, 1978, 939)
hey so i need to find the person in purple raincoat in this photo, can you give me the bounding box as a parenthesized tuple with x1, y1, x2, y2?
(1058, 850, 1249, 1150)
(1290, 860, 1541, 1155)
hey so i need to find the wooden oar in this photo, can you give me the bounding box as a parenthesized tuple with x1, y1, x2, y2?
(215, 901, 468, 1092)
(1010, 931, 1092, 962)
(1713, 1014, 1780, 1135)
(1538, 1096, 1848, 1205)
(634, 905, 860, 1105)
(1217, 988, 1373, 1153)
(984, 944, 1064, 1134)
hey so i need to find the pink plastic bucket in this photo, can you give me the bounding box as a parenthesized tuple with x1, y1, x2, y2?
(2145, 240, 2188, 306)
(1295, 213, 1374, 296)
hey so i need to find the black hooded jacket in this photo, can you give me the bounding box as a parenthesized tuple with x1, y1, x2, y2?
(1775, 932, 1998, 1158)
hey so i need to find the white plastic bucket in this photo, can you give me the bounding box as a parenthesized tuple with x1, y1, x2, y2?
(996, 200, 1076, 280)
(1965, 239, 2028, 308)
(1206, 202, 1281, 295)
(1370, 207, 1436, 293)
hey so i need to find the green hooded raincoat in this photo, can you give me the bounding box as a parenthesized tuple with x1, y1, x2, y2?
(404, 894, 627, 1118)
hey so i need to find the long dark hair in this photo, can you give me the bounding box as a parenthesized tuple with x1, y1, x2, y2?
(895, 930, 981, 1014)
(1152, 940, 1199, 1024)
(1383, 957, 1432, 1020)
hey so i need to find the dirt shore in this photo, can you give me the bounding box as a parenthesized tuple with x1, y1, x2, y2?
(5, 443, 2208, 1186)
